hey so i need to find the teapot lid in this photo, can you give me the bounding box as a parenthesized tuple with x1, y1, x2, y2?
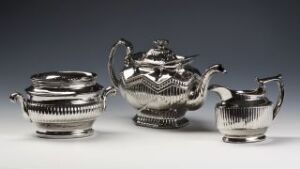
(26, 71, 102, 96)
(135, 39, 192, 68)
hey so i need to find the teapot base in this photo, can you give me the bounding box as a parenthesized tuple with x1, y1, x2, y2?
(222, 135, 266, 143)
(133, 109, 189, 129)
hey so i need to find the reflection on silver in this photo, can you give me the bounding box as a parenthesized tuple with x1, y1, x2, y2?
(10, 71, 116, 138)
(108, 39, 226, 128)
(210, 74, 284, 143)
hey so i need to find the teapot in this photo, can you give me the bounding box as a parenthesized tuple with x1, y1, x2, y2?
(209, 74, 284, 143)
(108, 39, 226, 128)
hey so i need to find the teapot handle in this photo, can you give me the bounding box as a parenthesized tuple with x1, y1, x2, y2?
(257, 74, 284, 119)
(107, 38, 134, 88)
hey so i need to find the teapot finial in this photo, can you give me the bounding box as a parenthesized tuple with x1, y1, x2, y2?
(153, 39, 169, 49)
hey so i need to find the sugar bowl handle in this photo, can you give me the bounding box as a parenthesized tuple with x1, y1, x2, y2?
(9, 92, 31, 121)
(108, 38, 134, 88)
(101, 86, 117, 111)
(257, 74, 284, 119)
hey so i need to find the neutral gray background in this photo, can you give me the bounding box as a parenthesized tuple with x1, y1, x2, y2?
(0, 0, 299, 168)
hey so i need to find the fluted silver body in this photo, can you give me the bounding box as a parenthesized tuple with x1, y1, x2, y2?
(216, 105, 273, 142)
(108, 39, 225, 128)
(10, 71, 116, 138)
(25, 101, 103, 123)
(210, 74, 284, 143)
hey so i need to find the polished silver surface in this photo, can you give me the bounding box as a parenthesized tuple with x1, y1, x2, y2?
(210, 74, 284, 143)
(108, 39, 226, 128)
(10, 71, 116, 139)
(222, 135, 266, 143)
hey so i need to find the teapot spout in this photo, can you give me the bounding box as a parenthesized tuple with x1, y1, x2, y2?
(186, 64, 226, 110)
(202, 64, 226, 87)
(209, 85, 233, 102)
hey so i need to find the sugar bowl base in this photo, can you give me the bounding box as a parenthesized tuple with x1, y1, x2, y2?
(34, 121, 95, 139)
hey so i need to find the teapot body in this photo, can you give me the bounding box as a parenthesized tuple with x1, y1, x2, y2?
(119, 66, 203, 111)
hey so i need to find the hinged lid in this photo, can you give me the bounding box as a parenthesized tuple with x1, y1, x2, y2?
(135, 39, 192, 68)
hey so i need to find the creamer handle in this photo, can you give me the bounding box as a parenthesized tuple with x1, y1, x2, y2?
(257, 74, 284, 119)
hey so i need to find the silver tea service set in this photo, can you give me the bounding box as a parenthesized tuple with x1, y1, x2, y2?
(10, 39, 284, 143)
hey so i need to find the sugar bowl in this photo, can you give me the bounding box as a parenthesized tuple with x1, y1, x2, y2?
(10, 71, 116, 138)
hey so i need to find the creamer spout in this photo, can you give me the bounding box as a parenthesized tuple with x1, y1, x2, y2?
(209, 85, 233, 102)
